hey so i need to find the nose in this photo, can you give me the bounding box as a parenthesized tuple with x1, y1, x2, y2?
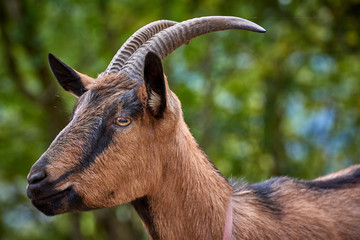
(27, 159, 49, 200)
(27, 156, 49, 185)
(27, 170, 47, 184)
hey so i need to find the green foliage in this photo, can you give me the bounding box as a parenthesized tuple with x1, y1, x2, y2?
(0, 0, 359, 239)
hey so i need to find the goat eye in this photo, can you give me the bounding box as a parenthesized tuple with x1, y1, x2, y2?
(114, 118, 131, 127)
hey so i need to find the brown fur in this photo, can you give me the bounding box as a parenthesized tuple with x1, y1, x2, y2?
(232, 174, 360, 239)
(27, 56, 360, 239)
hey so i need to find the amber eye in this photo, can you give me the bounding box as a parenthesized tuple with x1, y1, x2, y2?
(114, 118, 131, 127)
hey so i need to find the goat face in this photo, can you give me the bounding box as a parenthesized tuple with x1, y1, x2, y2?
(27, 52, 179, 216)
(26, 16, 266, 216)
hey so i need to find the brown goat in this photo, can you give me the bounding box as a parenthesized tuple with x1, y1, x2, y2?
(27, 16, 360, 240)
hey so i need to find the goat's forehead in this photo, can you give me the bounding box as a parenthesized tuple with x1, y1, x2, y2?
(79, 74, 138, 107)
(70, 74, 143, 121)
(73, 90, 142, 124)
(90, 73, 137, 91)
(75, 90, 129, 114)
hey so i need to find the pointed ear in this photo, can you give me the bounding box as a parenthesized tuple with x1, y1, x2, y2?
(48, 53, 95, 98)
(143, 52, 166, 118)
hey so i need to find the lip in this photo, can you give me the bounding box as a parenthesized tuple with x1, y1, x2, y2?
(30, 186, 71, 203)
(29, 186, 73, 216)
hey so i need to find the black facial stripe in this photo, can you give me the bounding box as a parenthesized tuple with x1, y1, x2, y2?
(52, 125, 114, 185)
(52, 89, 143, 183)
(52, 169, 76, 186)
(52, 114, 115, 184)
(80, 124, 115, 170)
(78, 91, 143, 168)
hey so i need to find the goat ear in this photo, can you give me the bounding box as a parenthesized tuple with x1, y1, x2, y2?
(48, 53, 94, 98)
(143, 52, 166, 118)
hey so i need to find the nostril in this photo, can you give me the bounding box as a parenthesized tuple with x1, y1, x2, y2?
(28, 171, 47, 185)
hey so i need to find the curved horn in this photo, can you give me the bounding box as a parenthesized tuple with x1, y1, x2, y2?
(122, 16, 266, 78)
(103, 20, 178, 75)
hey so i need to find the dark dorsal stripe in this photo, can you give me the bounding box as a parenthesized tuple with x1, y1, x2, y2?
(305, 167, 360, 190)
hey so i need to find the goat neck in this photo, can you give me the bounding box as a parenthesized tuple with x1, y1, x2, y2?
(132, 119, 234, 240)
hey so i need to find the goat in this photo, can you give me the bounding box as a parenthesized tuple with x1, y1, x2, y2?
(26, 16, 360, 240)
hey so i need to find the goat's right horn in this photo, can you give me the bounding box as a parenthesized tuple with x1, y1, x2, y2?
(103, 20, 178, 76)
(122, 16, 266, 78)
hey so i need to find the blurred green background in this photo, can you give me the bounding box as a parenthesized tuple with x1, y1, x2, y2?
(0, 0, 359, 239)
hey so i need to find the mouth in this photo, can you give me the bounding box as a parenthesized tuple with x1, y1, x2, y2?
(31, 186, 71, 203)
(30, 186, 73, 216)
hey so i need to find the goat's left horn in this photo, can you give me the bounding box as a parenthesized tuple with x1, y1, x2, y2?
(121, 16, 266, 78)
(103, 20, 178, 75)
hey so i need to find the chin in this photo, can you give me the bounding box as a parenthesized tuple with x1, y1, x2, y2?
(30, 186, 85, 216)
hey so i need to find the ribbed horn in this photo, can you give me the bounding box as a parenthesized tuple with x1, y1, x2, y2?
(103, 20, 178, 75)
(122, 16, 266, 78)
